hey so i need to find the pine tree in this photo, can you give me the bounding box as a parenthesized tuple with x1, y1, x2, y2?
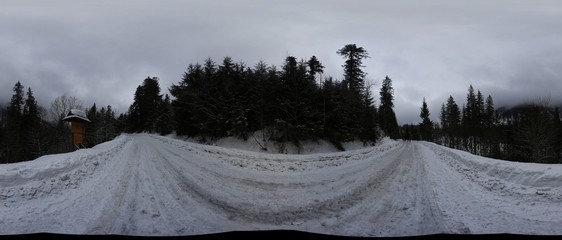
(379, 76, 399, 139)
(440, 103, 447, 130)
(86, 104, 99, 144)
(462, 85, 478, 152)
(4, 82, 25, 162)
(277, 56, 318, 145)
(250, 60, 272, 131)
(170, 63, 204, 137)
(337, 44, 369, 94)
(168, 50, 379, 148)
(419, 98, 433, 141)
(307, 55, 324, 84)
(128, 76, 163, 133)
(476, 90, 485, 131)
(359, 83, 379, 143)
(514, 102, 557, 163)
(482, 94, 501, 157)
(444, 96, 461, 148)
(103, 105, 118, 141)
(22, 87, 43, 160)
(484, 95, 496, 129)
(154, 95, 175, 135)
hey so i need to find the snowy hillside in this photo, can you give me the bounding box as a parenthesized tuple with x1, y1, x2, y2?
(0, 134, 561, 237)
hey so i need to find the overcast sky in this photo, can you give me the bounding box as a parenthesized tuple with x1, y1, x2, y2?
(1, 0, 561, 124)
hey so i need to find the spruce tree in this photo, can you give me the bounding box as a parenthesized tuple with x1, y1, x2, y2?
(22, 87, 43, 160)
(5, 82, 25, 162)
(86, 104, 98, 144)
(462, 85, 478, 151)
(170, 63, 204, 137)
(444, 96, 461, 147)
(154, 94, 175, 136)
(419, 98, 433, 141)
(337, 44, 369, 94)
(483, 94, 500, 157)
(514, 103, 557, 162)
(379, 76, 399, 139)
(128, 76, 163, 133)
(307, 55, 324, 83)
(484, 95, 496, 129)
(476, 90, 485, 131)
(440, 103, 447, 130)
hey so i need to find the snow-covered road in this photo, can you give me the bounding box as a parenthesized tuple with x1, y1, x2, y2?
(1, 134, 561, 237)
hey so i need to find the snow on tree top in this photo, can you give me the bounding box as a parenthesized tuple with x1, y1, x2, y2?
(62, 109, 91, 122)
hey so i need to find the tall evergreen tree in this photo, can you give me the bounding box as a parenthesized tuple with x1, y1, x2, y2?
(128, 76, 163, 133)
(337, 44, 369, 94)
(484, 95, 496, 129)
(22, 87, 43, 160)
(4, 82, 25, 163)
(170, 63, 205, 137)
(307, 55, 324, 83)
(482, 94, 500, 157)
(359, 82, 379, 143)
(419, 98, 433, 141)
(154, 95, 175, 135)
(462, 85, 478, 151)
(379, 76, 399, 139)
(276, 56, 318, 145)
(86, 103, 98, 144)
(476, 90, 485, 130)
(514, 103, 558, 163)
(443, 96, 461, 147)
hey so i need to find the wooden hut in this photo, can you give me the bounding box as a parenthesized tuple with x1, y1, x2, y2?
(62, 109, 91, 149)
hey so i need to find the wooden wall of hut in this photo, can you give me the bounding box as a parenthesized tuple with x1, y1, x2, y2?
(71, 122, 85, 145)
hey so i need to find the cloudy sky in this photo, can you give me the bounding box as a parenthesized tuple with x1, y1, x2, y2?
(1, 0, 561, 124)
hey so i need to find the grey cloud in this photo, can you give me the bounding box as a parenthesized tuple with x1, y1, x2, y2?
(1, 0, 561, 125)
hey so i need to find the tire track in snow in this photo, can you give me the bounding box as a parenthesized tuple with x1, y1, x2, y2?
(135, 135, 234, 234)
(87, 137, 141, 234)
(334, 142, 455, 236)
(419, 142, 562, 235)
(141, 134, 409, 227)
(3, 134, 562, 236)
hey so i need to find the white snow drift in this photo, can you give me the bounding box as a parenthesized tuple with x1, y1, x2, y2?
(0, 134, 561, 237)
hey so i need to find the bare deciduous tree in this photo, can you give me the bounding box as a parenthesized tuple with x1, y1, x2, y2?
(49, 95, 83, 123)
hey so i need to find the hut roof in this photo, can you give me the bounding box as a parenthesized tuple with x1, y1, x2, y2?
(62, 109, 91, 123)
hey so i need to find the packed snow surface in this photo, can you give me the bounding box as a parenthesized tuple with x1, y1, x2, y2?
(1, 134, 561, 237)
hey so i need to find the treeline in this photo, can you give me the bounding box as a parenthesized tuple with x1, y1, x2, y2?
(402, 85, 562, 163)
(0, 82, 123, 163)
(2, 43, 400, 162)
(125, 44, 400, 151)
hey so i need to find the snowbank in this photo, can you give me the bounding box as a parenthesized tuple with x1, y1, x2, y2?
(1, 134, 560, 237)
(166, 131, 387, 154)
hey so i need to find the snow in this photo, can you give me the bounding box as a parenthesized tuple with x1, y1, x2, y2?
(166, 131, 374, 154)
(1, 134, 561, 237)
(62, 109, 90, 122)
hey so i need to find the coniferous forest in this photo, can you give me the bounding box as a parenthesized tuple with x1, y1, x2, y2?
(402, 86, 562, 163)
(1, 44, 561, 163)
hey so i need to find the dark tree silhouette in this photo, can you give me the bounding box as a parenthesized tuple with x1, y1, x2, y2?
(128, 76, 164, 133)
(337, 44, 369, 94)
(379, 76, 399, 139)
